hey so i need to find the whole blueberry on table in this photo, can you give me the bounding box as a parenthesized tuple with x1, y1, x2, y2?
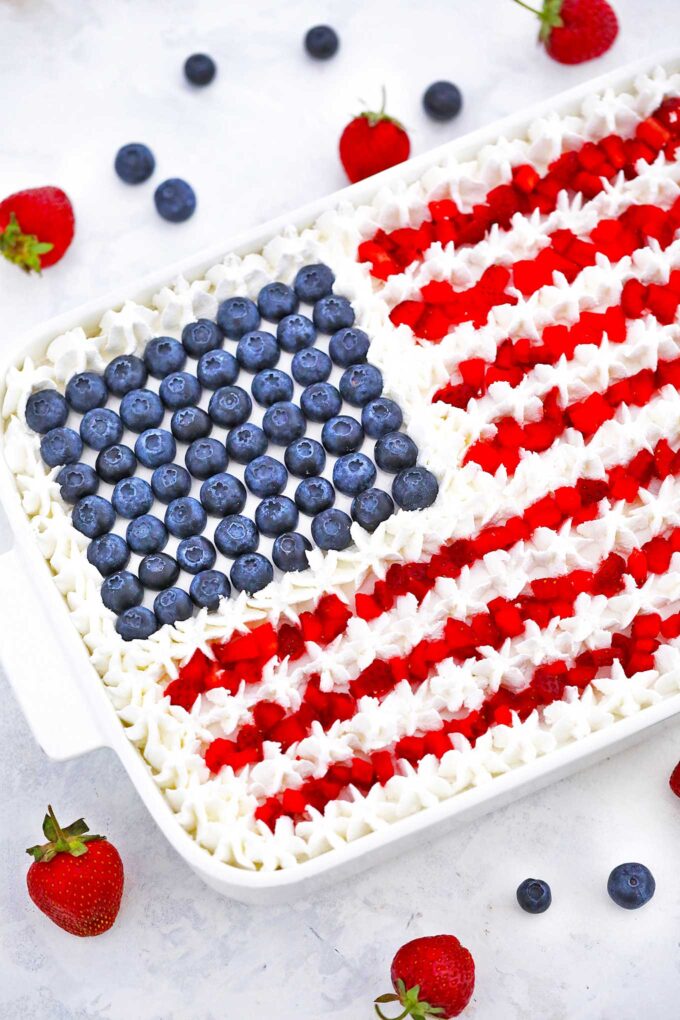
(208, 385, 252, 428)
(151, 463, 192, 503)
(294, 263, 335, 302)
(362, 397, 403, 438)
(295, 476, 335, 516)
(311, 507, 352, 551)
(165, 496, 207, 538)
(87, 533, 130, 577)
(313, 295, 355, 333)
(339, 364, 383, 407)
(516, 878, 552, 914)
(112, 477, 154, 519)
(80, 408, 123, 451)
(170, 405, 212, 442)
(197, 348, 239, 389)
(272, 532, 312, 572)
(200, 472, 247, 516)
(304, 24, 339, 60)
(284, 436, 326, 478)
(236, 330, 280, 372)
(251, 368, 294, 407)
(135, 428, 177, 469)
(182, 319, 223, 358)
(116, 606, 158, 641)
(65, 372, 108, 412)
(244, 455, 288, 498)
(104, 354, 148, 396)
(144, 336, 186, 378)
(333, 452, 376, 496)
(96, 444, 136, 484)
(291, 347, 332, 386)
(101, 570, 143, 613)
(177, 535, 216, 574)
(328, 326, 370, 368)
(72, 495, 115, 538)
(262, 401, 306, 445)
(423, 81, 463, 121)
(321, 414, 364, 455)
(217, 297, 260, 339)
(40, 427, 82, 467)
(300, 382, 342, 423)
(184, 52, 217, 86)
(154, 178, 196, 223)
(126, 514, 168, 554)
(351, 487, 394, 532)
(214, 515, 259, 558)
(276, 313, 316, 353)
(25, 389, 68, 434)
(185, 437, 228, 479)
(255, 495, 299, 538)
(114, 143, 156, 184)
(392, 465, 439, 510)
(226, 422, 267, 464)
(230, 552, 273, 594)
(159, 371, 202, 409)
(257, 282, 299, 322)
(56, 463, 99, 503)
(120, 389, 164, 432)
(375, 431, 418, 472)
(138, 551, 180, 590)
(190, 569, 230, 609)
(607, 863, 655, 909)
(154, 587, 194, 626)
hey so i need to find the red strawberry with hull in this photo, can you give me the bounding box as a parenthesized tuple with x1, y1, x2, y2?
(26, 805, 124, 937)
(375, 935, 475, 1019)
(513, 0, 619, 65)
(0, 186, 75, 272)
(340, 93, 410, 184)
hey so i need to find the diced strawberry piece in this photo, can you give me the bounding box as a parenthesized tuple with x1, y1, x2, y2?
(395, 735, 425, 765)
(459, 357, 486, 388)
(355, 592, 382, 621)
(661, 613, 680, 639)
(654, 98, 680, 134)
(179, 648, 211, 685)
(573, 170, 604, 199)
(554, 486, 581, 515)
(390, 300, 425, 331)
(164, 679, 201, 711)
(204, 738, 238, 773)
(644, 536, 672, 574)
(632, 613, 662, 639)
(578, 141, 605, 172)
(621, 278, 648, 318)
(653, 439, 675, 479)
(512, 164, 540, 194)
(444, 619, 475, 655)
(492, 705, 513, 727)
(592, 553, 626, 596)
(254, 798, 283, 828)
(566, 392, 613, 435)
(350, 757, 375, 787)
(489, 599, 524, 638)
(217, 623, 278, 664)
(602, 305, 627, 342)
(600, 134, 627, 170)
(418, 306, 452, 341)
(277, 623, 306, 660)
(523, 421, 559, 453)
(636, 117, 671, 151)
(568, 665, 597, 689)
(625, 652, 657, 676)
(252, 700, 287, 735)
(424, 730, 452, 758)
(270, 715, 308, 749)
(647, 284, 679, 325)
(627, 449, 655, 484)
(372, 750, 396, 784)
(532, 662, 567, 703)
(351, 659, 396, 698)
(281, 789, 308, 815)
(316, 594, 351, 641)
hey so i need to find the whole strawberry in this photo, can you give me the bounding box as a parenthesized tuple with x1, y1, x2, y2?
(669, 760, 680, 798)
(375, 935, 475, 1019)
(513, 0, 619, 65)
(0, 186, 75, 272)
(26, 806, 124, 937)
(339, 91, 410, 184)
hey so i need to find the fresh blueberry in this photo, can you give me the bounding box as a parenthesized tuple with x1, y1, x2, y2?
(170, 406, 212, 442)
(262, 401, 306, 445)
(226, 422, 268, 463)
(127, 515, 168, 554)
(216, 297, 260, 339)
(105, 354, 148, 396)
(311, 508, 352, 551)
(244, 455, 288, 497)
(154, 178, 196, 223)
(257, 282, 299, 322)
(313, 295, 354, 333)
(272, 532, 312, 572)
(197, 348, 239, 389)
(72, 495, 115, 538)
(184, 52, 217, 86)
(56, 463, 99, 503)
(392, 466, 439, 510)
(154, 587, 194, 626)
(176, 535, 216, 574)
(138, 552, 180, 590)
(25, 389, 68, 434)
(116, 606, 158, 641)
(300, 382, 342, 423)
(362, 397, 403, 438)
(144, 336, 186, 378)
(607, 863, 656, 909)
(151, 463, 192, 503)
(423, 81, 463, 122)
(114, 143, 155, 184)
(87, 533, 130, 577)
(276, 313, 316, 353)
(40, 427, 83, 467)
(185, 437, 228, 479)
(165, 496, 207, 538)
(101, 570, 144, 613)
(295, 477, 335, 515)
(199, 472, 247, 516)
(294, 263, 335, 302)
(291, 347, 332, 385)
(304, 24, 339, 59)
(230, 553, 273, 594)
(214, 515, 259, 558)
(120, 389, 164, 432)
(135, 428, 177, 469)
(181, 319, 223, 358)
(96, 444, 137, 483)
(80, 408, 123, 451)
(65, 372, 108, 412)
(284, 437, 325, 477)
(208, 385, 252, 428)
(333, 452, 376, 496)
(328, 326, 370, 367)
(516, 879, 552, 914)
(321, 414, 364, 454)
(251, 368, 294, 407)
(255, 495, 299, 537)
(112, 477, 154, 519)
(190, 569, 231, 609)
(351, 487, 395, 532)
(375, 431, 418, 472)
(339, 364, 383, 407)
(159, 371, 202, 409)
(236, 331, 280, 372)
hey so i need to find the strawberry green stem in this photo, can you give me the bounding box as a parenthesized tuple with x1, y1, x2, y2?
(511, 0, 544, 13)
(0, 212, 53, 274)
(374, 1004, 411, 1020)
(26, 806, 104, 863)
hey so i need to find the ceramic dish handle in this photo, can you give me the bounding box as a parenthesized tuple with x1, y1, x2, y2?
(0, 545, 105, 761)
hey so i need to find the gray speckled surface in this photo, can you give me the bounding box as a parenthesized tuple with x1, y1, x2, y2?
(3, 1, 680, 1017)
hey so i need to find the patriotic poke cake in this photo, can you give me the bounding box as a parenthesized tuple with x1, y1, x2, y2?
(4, 66, 680, 872)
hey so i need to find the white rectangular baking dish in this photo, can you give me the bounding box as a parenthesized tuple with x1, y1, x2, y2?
(2, 51, 680, 905)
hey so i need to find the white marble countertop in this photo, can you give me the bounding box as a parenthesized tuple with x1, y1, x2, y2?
(2, 1, 680, 1017)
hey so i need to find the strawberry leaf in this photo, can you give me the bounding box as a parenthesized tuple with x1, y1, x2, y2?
(0, 212, 54, 274)
(26, 806, 105, 863)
